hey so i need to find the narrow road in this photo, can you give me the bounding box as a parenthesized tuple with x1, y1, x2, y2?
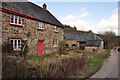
(91, 49, 119, 78)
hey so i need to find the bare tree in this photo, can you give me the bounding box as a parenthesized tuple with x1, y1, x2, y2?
(104, 31, 116, 36)
(98, 31, 116, 36)
(98, 31, 117, 49)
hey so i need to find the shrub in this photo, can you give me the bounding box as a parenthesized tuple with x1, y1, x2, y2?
(2, 42, 13, 55)
(19, 40, 29, 60)
(2, 53, 87, 78)
(58, 41, 67, 54)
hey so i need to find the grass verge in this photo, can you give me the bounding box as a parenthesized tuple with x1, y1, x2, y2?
(72, 49, 110, 79)
(27, 53, 60, 61)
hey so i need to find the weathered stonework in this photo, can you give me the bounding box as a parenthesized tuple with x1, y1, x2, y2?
(65, 39, 104, 52)
(85, 46, 98, 52)
(65, 40, 79, 49)
(2, 12, 64, 55)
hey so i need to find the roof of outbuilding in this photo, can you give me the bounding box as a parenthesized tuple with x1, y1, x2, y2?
(64, 31, 101, 41)
(64, 31, 102, 47)
(2, 2, 63, 27)
(85, 40, 101, 47)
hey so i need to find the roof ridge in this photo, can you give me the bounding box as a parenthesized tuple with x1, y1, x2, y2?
(2, 2, 63, 27)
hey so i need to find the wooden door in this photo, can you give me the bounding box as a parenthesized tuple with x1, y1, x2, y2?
(38, 41, 44, 56)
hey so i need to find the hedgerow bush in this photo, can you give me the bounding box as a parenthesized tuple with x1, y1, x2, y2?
(58, 41, 67, 54)
(19, 40, 29, 60)
(2, 40, 29, 58)
(2, 53, 87, 78)
(2, 42, 13, 55)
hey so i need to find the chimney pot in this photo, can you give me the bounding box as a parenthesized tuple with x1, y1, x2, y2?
(43, 3, 47, 10)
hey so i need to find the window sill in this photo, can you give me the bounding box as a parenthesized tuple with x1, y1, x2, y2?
(13, 49, 21, 51)
(53, 30, 58, 33)
(37, 28, 45, 31)
(10, 23, 23, 27)
(53, 46, 58, 48)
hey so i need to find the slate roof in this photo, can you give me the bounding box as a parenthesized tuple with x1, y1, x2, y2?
(64, 31, 102, 47)
(85, 40, 101, 47)
(2, 2, 63, 27)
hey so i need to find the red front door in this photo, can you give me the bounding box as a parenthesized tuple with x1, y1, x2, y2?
(38, 41, 44, 56)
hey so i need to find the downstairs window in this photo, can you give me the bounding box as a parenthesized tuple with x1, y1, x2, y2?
(10, 39, 21, 51)
(53, 39, 58, 47)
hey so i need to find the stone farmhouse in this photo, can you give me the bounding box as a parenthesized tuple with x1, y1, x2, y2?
(64, 31, 104, 52)
(1, 2, 64, 55)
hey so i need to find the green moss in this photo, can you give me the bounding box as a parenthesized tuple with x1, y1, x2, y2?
(27, 55, 44, 61)
(44, 53, 59, 58)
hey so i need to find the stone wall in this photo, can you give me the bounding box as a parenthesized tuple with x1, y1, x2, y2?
(65, 40, 79, 49)
(2, 12, 64, 55)
(99, 41, 104, 51)
(85, 46, 99, 52)
(65, 40, 104, 52)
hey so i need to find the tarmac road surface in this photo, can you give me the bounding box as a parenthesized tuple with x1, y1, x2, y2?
(91, 49, 119, 79)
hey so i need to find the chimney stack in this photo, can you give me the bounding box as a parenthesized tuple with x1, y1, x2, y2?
(43, 3, 47, 10)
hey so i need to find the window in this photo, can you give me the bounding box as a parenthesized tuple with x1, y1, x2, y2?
(10, 15, 14, 23)
(79, 42, 86, 50)
(10, 39, 21, 51)
(37, 22, 45, 29)
(10, 14, 22, 25)
(18, 16, 22, 24)
(53, 26, 58, 32)
(53, 39, 58, 47)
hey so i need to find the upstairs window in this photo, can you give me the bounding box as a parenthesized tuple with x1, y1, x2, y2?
(10, 15, 14, 23)
(53, 26, 58, 32)
(37, 22, 45, 29)
(53, 39, 58, 47)
(10, 39, 21, 51)
(10, 14, 22, 25)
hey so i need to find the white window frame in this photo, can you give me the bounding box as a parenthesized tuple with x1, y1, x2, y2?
(53, 39, 58, 47)
(37, 22, 45, 29)
(10, 14, 22, 25)
(53, 26, 58, 32)
(10, 39, 21, 51)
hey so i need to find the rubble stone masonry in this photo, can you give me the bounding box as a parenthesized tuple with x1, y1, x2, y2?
(2, 12, 64, 55)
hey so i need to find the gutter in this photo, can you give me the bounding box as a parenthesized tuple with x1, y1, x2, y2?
(0, 8, 64, 28)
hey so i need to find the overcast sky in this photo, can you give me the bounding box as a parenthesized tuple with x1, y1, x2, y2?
(28, 0, 118, 35)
